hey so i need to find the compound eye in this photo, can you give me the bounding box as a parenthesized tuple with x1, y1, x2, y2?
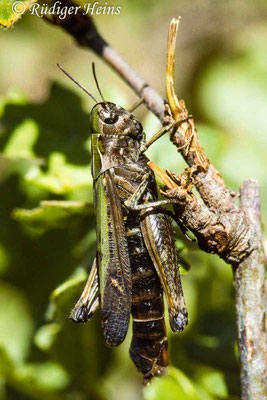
(100, 109, 119, 124)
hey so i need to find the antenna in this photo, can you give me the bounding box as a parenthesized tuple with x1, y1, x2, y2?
(57, 64, 98, 103)
(128, 98, 144, 113)
(92, 62, 105, 102)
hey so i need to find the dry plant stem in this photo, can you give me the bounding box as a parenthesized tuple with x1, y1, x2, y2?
(166, 17, 184, 118)
(44, 5, 266, 397)
(166, 20, 239, 214)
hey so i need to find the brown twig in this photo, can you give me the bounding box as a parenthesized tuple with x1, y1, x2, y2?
(236, 180, 266, 399)
(43, 5, 266, 398)
(45, 0, 166, 121)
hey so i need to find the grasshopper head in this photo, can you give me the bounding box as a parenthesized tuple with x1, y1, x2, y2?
(90, 102, 143, 140)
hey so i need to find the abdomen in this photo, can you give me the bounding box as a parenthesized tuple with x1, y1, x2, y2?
(126, 212, 168, 382)
(114, 161, 168, 381)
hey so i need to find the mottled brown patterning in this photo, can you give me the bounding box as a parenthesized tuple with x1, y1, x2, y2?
(69, 101, 188, 381)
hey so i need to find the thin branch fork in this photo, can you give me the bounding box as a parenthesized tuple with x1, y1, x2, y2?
(44, 4, 266, 399)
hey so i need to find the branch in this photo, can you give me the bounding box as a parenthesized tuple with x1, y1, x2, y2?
(235, 180, 266, 399)
(43, 5, 266, 398)
(45, 0, 166, 121)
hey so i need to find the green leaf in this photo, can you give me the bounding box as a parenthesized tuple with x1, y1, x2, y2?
(26, 153, 92, 194)
(0, 155, 43, 180)
(3, 119, 39, 160)
(0, 282, 34, 365)
(168, 367, 200, 397)
(0, 83, 92, 195)
(13, 362, 69, 393)
(144, 375, 188, 400)
(143, 367, 208, 400)
(47, 267, 89, 321)
(198, 369, 228, 398)
(0, 346, 14, 376)
(13, 200, 92, 230)
(34, 323, 61, 352)
(1, 118, 43, 179)
(0, 0, 36, 28)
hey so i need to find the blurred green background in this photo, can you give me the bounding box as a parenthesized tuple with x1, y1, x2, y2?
(0, 0, 266, 399)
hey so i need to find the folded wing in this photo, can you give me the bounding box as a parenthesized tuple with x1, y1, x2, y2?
(141, 209, 188, 332)
(95, 169, 132, 347)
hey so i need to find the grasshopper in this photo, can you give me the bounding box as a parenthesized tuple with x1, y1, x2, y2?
(58, 64, 189, 382)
